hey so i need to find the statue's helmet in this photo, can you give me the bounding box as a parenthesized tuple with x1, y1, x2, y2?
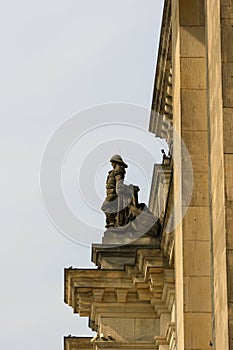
(110, 154, 128, 168)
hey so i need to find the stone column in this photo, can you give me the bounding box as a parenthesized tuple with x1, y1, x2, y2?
(172, 0, 212, 348)
(220, 0, 233, 348)
(205, 0, 229, 348)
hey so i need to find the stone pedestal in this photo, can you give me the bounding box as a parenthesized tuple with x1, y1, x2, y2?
(92, 227, 161, 270)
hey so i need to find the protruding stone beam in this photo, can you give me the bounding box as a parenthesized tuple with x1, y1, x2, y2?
(64, 337, 92, 350)
(94, 342, 157, 350)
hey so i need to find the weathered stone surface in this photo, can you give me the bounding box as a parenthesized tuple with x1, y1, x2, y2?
(182, 171, 208, 207)
(226, 201, 233, 247)
(181, 58, 206, 89)
(223, 63, 233, 107)
(64, 337, 92, 350)
(180, 26, 205, 57)
(179, 0, 205, 25)
(184, 312, 212, 348)
(184, 276, 211, 312)
(227, 250, 233, 302)
(221, 0, 231, 6)
(221, 19, 233, 62)
(95, 342, 157, 350)
(183, 241, 210, 276)
(229, 303, 233, 349)
(182, 130, 208, 172)
(181, 89, 207, 130)
(223, 108, 233, 153)
(92, 244, 159, 270)
(221, 4, 233, 19)
(212, 207, 226, 260)
(182, 206, 210, 241)
(225, 154, 233, 201)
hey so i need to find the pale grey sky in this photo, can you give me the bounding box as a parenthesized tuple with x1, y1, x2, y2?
(0, 1, 164, 349)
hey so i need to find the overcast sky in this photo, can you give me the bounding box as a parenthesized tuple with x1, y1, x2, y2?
(0, 1, 164, 349)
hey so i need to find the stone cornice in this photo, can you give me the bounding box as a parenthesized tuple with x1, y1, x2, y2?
(64, 248, 175, 329)
(64, 336, 158, 350)
(149, 0, 173, 146)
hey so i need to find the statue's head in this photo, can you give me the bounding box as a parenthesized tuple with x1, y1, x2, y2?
(110, 154, 128, 168)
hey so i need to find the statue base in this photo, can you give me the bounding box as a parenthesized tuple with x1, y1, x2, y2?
(92, 219, 161, 270)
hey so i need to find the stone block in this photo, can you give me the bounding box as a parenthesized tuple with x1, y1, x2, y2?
(184, 312, 212, 348)
(221, 3, 233, 19)
(223, 108, 233, 153)
(221, 19, 233, 62)
(227, 250, 233, 302)
(184, 276, 211, 312)
(64, 337, 92, 350)
(182, 130, 208, 172)
(179, 0, 205, 25)
(159, 313, 171, 335)
(228, 303, 233, 349)
(134, 318, 158, 341)
(181, 58, 206, 89)
(225, 154, 233, 201)
(100, 317, 134, 341)
(183, 241, 210, 276)
(209, 157, 225, 214)
(181, 89, 207, 130)
(212, 207, 226, 263)
(100, 317, 158, 342)
(180, 26, 205, 57)
(226, 201, 233, 248)
(221, 0, 231, 6)
(182, 206, 210, 241)
(182, 171, 208, 207)
(92, 244, 160, 270)
(222, 63, 233, 107)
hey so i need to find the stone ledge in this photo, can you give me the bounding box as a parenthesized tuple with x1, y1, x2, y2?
(92, 244, 160, 270)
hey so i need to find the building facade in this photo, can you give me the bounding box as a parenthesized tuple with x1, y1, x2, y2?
(64, 0, 233, 349)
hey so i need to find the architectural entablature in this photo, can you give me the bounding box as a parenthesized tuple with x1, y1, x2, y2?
(65, 246, 175, 320)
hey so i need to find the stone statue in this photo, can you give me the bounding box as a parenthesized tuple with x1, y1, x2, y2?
(101, 155, 153, 230)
